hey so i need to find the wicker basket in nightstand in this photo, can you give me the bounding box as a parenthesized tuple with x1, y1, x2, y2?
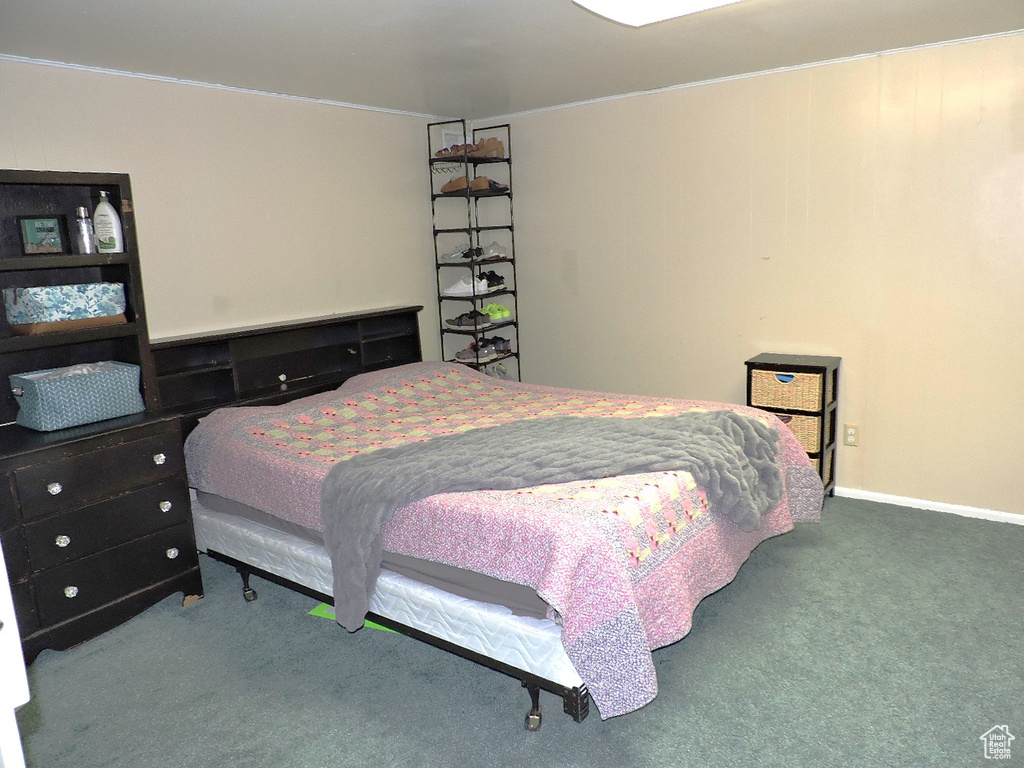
(745, 353, 841, 497)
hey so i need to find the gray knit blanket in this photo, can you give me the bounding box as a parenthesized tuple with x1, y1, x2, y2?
(321, 410, 781, 631)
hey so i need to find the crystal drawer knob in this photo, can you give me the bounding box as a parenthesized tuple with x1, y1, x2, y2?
(153, 453, 166, 465)
(47, 482, 63, 495)
(159, 500, 173, 512)
(55, 535, 71, 548)
(64, 586, 79, 598)
(166, 547, 179, 559)
(278, 373, 287, 382)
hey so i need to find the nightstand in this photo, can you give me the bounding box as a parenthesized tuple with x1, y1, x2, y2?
(745, 353, 840, 497)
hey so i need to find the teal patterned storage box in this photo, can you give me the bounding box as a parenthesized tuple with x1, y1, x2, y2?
(2, 282, 126, 325)
(9, 361, 145, 431)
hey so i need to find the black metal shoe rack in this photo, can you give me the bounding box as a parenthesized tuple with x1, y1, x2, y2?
(428, 119, 520, 380)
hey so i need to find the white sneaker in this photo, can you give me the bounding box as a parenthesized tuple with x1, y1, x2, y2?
(442, 274, 489, 296)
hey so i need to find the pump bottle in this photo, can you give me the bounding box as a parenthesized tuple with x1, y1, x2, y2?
(93, 191, 124, 253)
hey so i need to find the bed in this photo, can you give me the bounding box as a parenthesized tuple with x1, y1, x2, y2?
(184, 361, 823, 728)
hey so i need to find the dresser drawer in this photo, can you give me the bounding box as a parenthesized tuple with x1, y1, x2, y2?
(14, 432, 184, 521)
(749, 369, 831, 412)
(32, 523, 198, 627)
(776, 413, 830, 453)
(23, 478, 191, 570)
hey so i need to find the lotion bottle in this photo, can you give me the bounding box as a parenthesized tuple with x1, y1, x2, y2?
(93, 190, 124, 253)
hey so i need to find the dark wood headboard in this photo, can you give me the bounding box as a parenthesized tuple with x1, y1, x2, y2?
(150, 305, 423, 434)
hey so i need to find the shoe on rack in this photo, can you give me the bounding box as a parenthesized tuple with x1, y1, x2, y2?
(480, 302, 512, 322)
(469, 177, 509, 194)
(478, 270, 505, 290)
(482, 241, 508, 260)
(441, 246, 483, 264)
(439, 242, 471, 263)
(440, 175, 469, 194)
(490, 336, 512, 355)
(442, 274, 489, 297)
(455, 339, 498, 363)
(445, 309, 492, 329)
(468, 137, 505, 159)
(484, 362, 509, 379)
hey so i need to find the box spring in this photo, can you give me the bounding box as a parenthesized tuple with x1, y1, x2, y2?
(190, 496, 584, 691)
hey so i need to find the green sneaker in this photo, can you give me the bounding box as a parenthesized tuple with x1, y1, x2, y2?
(480, 303, 511, 322)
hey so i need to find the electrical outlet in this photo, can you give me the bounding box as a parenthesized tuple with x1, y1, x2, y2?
(844, 424, 859, 447)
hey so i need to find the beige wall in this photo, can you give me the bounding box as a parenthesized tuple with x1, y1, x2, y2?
(0, 58, 440, 358)
(508, 33, 1024, 515)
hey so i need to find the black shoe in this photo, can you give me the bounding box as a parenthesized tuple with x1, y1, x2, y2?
(478, 270, 505, 289)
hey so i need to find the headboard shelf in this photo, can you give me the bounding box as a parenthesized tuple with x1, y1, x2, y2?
(151, 305, 423, 432)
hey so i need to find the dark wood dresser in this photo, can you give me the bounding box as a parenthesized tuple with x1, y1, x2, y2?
(1, 169, 202, 662)
(1, 416, 202, 663)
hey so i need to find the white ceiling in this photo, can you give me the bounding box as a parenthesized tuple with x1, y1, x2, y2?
(1, 0, 1022, 119)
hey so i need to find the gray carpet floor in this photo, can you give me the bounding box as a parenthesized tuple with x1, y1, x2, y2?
(15, 496, 1024, 767)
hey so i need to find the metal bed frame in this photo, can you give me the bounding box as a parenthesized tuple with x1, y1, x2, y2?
(205, 549, 590, 731)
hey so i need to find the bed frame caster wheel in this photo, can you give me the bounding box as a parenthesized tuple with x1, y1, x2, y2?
(238, 568, 258, 602)
(523, 681, 542, 731)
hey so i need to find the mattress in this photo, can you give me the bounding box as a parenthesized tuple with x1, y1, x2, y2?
(190, 496, 585, 690)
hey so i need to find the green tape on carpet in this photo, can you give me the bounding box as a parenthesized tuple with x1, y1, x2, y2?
(308, 602, 336, 620)
(308, 602, 398, 633)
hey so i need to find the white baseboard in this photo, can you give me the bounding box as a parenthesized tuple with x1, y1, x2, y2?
(833, 487, 1024, 525)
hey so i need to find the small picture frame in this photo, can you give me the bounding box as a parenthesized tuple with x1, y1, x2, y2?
(17, 215, 70, 255)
